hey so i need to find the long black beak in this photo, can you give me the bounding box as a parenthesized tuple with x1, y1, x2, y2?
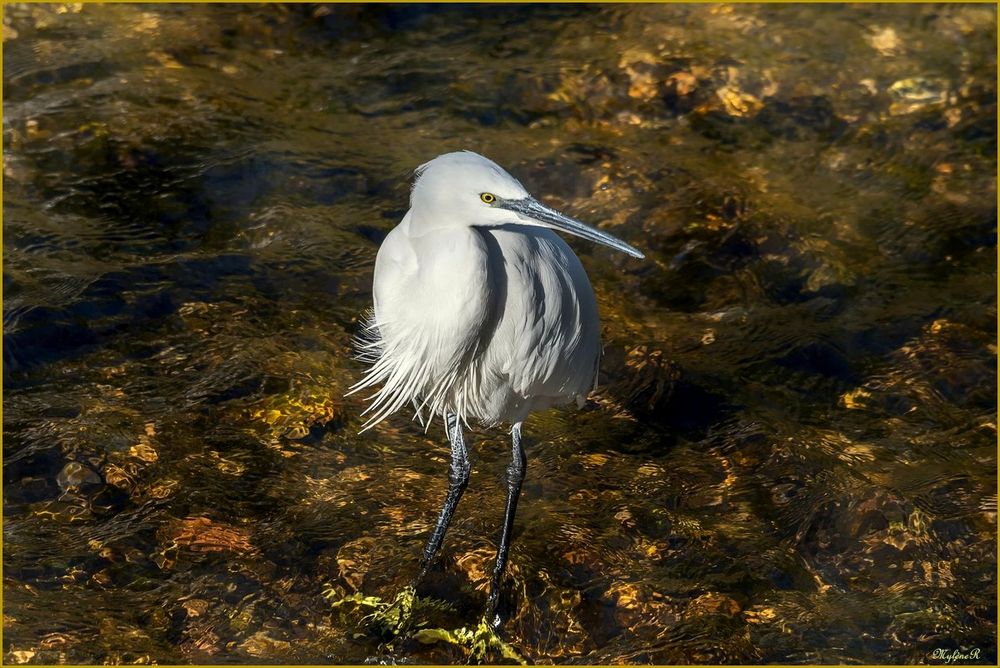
(499, 198, 645, 259)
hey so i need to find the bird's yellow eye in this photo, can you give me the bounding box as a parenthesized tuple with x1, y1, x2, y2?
(480, 192, 496, 204)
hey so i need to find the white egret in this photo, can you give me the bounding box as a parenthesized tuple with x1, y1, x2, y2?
(350, 150, 643, 629)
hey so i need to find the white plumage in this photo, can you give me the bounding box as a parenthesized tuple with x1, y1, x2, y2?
(350, 151, 641, 431)
(347, 151, 642, 630)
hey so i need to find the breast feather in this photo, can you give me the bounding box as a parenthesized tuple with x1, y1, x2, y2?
(352, 224, 496, 429)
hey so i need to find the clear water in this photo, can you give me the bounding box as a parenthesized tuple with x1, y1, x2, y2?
(3, 3, 996, 664)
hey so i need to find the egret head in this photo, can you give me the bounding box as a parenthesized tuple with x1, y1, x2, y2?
(410, 151, 644, 259)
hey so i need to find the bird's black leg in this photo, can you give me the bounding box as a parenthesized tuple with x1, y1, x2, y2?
(486, 422, 526, 630)
(416, 413, 471, 582)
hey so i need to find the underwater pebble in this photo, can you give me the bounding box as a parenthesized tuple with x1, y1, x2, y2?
(684, 592, 741, 617)
(56, 461, 102, 491)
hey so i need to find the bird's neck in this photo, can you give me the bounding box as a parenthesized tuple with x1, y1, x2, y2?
(406, 210, 455, 236)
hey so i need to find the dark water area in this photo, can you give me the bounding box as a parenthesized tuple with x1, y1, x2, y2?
(3, 3, 996, 664)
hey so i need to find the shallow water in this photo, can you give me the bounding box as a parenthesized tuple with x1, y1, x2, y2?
(3, 3, 996, 664)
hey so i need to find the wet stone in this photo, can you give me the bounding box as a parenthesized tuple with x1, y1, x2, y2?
(55, 461, 103, 492)
(754, 96, 849, 141)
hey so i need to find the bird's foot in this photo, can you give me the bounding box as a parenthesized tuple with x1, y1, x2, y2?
(366, 585, 419, 639)
(470, 616, 527, 665)
(323, 584, 455, 642)
(323, 585, 418, 639)
(412, 616, 527, 664)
